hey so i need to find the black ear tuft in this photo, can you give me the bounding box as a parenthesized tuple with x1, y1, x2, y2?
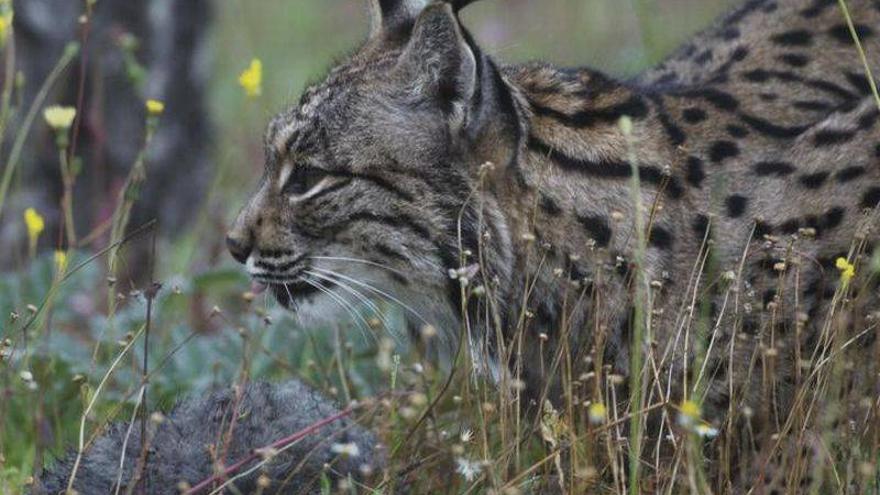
(448, 0, 480, 12)
(369, 0, 482, 36)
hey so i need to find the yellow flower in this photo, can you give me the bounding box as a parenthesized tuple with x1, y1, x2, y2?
(0, 12, 12, 43)
(24, 208, 44, 249)
(238, 58, 263, 98)
(145, 99, 165, 116)
(43, 105, 77, 131)
(54, 250, 68, 274)
(587, 402, 607, 424)
(835, 257, 855, 282)
(0, 0, 13, 45)
(678, 399, 701, 427)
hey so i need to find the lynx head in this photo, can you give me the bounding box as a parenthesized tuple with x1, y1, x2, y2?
(226, 0, 521, 343)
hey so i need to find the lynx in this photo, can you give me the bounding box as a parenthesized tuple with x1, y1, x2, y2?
(227, 0, 879, 486)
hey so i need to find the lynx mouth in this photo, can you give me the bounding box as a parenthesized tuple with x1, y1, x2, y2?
(250, 277, 323, 309)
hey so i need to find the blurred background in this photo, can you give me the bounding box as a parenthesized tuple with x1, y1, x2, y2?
(0, 0, 735, 489)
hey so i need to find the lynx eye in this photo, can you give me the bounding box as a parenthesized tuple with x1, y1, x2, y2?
(282, 165, 327, 196)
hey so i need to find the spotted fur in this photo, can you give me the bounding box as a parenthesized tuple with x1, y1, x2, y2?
(227, 0, 879, 486)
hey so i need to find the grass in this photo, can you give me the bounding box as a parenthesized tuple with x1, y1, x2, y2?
(1, 0, 879, 494)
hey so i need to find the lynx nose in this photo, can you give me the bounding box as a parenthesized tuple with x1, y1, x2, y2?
(226, 234, 253, 265)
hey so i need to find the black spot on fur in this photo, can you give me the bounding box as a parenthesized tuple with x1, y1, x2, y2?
(875, 143, 880, 158)
(858, 110, 879, 130)
(655, 73, 678, 85)
(778, 53, 810, 67)
(743, 69, 770, 82)
(709, 140, 740, 163)
(742, 317, 760, 335)
(828, 24, 874, 44)
(683, 107, 708, 123)
(678, 88, 739, 112)
(799, 171, 829, 189)
(540, 194, 563, 215)
(771, 29, 813, 46)
(686, 156, 706, 187)
(725, 194, 749, 217)
(695, 50, 713, 65)
(846, 72, 873, 96)
(649, 226, 674, 249)
(650, 98, 687, 146)
(861, 187, 880, 209)
(731, 46, 749, 61)
(754, 220, 773, 237)
(800, 0, 835, 18)
(721, 27, 741, 40)
(793, 100, 833, 112)
(813, 129, 856, 147)
(577, 214, 612, 247)
(804, 214, 822, 232)
(739, 113, 810, 139)
(637, 166, 685, 199)
(693, 214, 711, 239)
(836, 166, 866, 182)
(822, 206, 845, 230)
(754, 161, 795, 176)
(726, 124, 749, 138)
(779, 218, 801, 234)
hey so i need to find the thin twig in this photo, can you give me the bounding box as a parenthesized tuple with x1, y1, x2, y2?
(183, 404, 358, 495)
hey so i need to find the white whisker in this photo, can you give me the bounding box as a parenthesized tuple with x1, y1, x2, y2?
(310, 255, 438, 276)
(305, 269, 400, 344)
(310, 266, 437, 335)
(297, 279, 373, 340)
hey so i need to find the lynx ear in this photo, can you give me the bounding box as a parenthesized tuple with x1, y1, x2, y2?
(369, 0, 481, 37)
(395, 2, 476, 118)
(368, 0, 431, 36)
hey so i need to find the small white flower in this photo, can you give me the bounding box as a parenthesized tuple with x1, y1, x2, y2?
(695, 423, 719, 438)
(455, 457, 482, 482)
(447, 264, 480, 286)
(460, 429, 473, 443)
(19, 370, 33, 382)
(330, 442, 360, 458)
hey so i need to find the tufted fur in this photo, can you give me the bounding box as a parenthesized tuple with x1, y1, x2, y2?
(36, 381, 381, 494)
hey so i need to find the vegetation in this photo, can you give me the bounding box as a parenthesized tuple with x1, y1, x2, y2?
(2, 0, 878, 494)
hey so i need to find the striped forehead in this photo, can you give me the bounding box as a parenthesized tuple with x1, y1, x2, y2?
(266, 53, 401, 160)
(269, 85, 335, 157)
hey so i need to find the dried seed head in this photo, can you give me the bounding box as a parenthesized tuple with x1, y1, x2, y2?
(420, 325, 437, 340)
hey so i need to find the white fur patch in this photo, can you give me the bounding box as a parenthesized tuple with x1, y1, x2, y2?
(277, 162, 293, 191)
